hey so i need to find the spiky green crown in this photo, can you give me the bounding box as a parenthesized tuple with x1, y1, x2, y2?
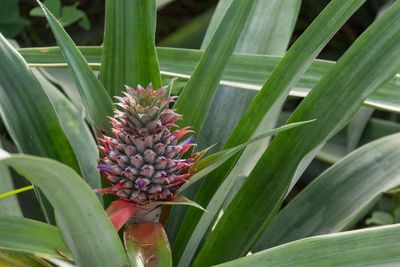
(97, 84, 196, 205)
(112, 85, 181, 136)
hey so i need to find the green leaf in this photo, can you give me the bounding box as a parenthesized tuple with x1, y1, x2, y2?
(216, 224, 400, 267)
(346, 107, 374, 152)
(253, 133, 400, 251)
(0, 216, 71, 259)
(19, 46, 101, 66)
(0, 139, 22, 216)
(30, 0, 61, 17)
(124, 223, 172, 267)
(78, 15, 90, 30)
(175, 121, 313, 266)
(185, 0, 367, 265)
(0, 33, 80, 223)
(154, 196, 206, 212)
(394, 208, 400, 223)
(31, 1, 90, 29)
(0, 151, 129, 267)
(195, 0, 301, 150)
(171, 0, 301, 259)
(366, 212, 394, 226)
(193, 0, 367, 219)
(100, 0, 161, 96)
(37, 1, 113, 131)
(158, 49, 400, 114)
(174, 0, 256, 133)
(317, 117, 400, 164)
(40, 68, 84, 111)
(180, 121, 314, 192)
(0, 0, 29, 38)
(60, 5, 86, 26)
(0, 250, 53, 267)
(194, 1, 400, 265)
(359, 118, 400, 145)
(33, 69, 100, 190)
(202, 0, 300, 54)
(17, 47, 400, 114)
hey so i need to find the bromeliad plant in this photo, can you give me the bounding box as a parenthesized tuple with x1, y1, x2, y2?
(1, 0, 400, 266)
(97, 84, 201, 229)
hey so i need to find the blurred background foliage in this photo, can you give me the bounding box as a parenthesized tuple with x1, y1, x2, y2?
(2, 0, 399, 228)
(3, 0, 393, 55)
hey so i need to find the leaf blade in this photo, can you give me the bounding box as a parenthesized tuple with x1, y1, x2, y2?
(100, 0, 161, 96)
(0, 151, 129, 267)
(0, 33, 80, 223)
(174, 0, 256, 133)
(195, 2, 400, 265)
(37, 1, 113, 130)
(217, 224, 400, 267)
(180, 121, 314, 192)
(171, 1, 301, 253)
(33, 69, 100, 190)
(254, 133, 400, 251)
(18, 47, 400, 114)
(0, 139, 22, 216)
(0, 216, 71, 259)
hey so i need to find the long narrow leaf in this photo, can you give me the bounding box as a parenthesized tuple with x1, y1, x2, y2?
(346, 107, 374, 152)
(317, 117, 400, 164)
(0, 216, 71, 259)
(0, 34, 80, 223)
(202, 0, 300, 54)
(18, 47, 400, 114)
(194, 2, 400, 265)
(254, 132, 400, 251)
(0, 251, 52, 267)
(196, 0, 301, 147)
(173, 0, 256, 133)
(217, 224, 400, 266)
(183, 0, 367, 265)
(172, 0, 302, 259)
(0, 139, 22, 216)
(0, 151, 129, 267)
(180, 121, 314, 192)
(191, 0, 367, 227)
(37, 1, 113, 131)
(33, 69, 100, 190)
(101, 0, 161, 96)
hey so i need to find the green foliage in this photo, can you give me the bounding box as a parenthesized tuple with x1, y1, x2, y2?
(174, 0, 256, 133)
(1, 0, 400, 267)
(37, 1, 113, 131)
(30, 0, 90, 30)
(217, 224, 400, 267)
(0, 0, 28, 38)
(17, 46, 400, 114)
(100, 0, 161, 96)
(0, 139, 22, 217)
(0, 216, 71, 259)
(0, 151, 129, 266)
(254, 133, 400, 250)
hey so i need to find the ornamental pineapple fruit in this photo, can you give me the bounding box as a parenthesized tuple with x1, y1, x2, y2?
(97, 84, 196, 205)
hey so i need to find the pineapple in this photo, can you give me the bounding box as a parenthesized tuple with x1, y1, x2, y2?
(97, 84, 196, 205)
